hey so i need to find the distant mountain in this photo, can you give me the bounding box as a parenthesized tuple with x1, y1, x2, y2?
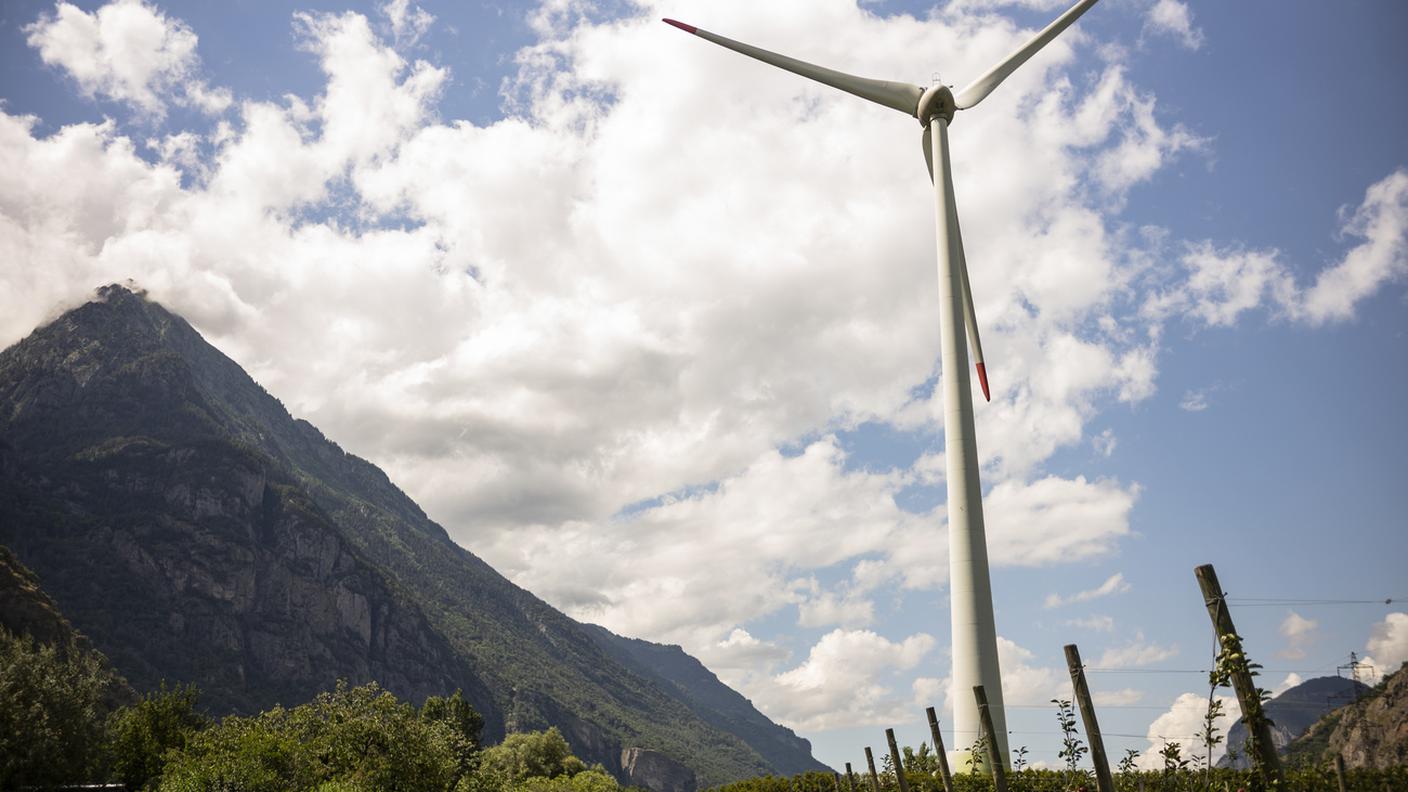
(1284, 663, 1408, 769)
(583, 624, 828, 776)
(0, 285, 825, 788)
(1217, 675, 1368, 769)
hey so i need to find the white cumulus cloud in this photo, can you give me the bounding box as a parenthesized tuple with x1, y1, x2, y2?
(1278, 611, 1318, 661)
(1144, 169, 1408, 329)
(1144, 0, 1204, 51)
(753, 628, 935, 732)
(1045, 572, 1131, 609)
(1138, 691, 1237, 769)
(1095, 633, 1177, 668)
(24, 0, 230, 118)
(381, 0, 434, 47)
(1365, 612, 1408, 674)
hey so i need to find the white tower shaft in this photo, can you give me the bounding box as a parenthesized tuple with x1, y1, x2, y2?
(929, 117, 1008, 764)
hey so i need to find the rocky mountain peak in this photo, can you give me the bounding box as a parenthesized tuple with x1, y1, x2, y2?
(0, 288, 826, 787)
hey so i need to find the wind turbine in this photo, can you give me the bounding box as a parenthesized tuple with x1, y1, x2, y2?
(663, 0, 1101, 766)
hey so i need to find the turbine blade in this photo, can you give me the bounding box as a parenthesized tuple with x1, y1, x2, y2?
(925, 125, 989, 401)
(957, 238, 989, 402)
(952, 0, 1099, 110)
(663, 19, 923, 117)
(922, 124, 934, 183)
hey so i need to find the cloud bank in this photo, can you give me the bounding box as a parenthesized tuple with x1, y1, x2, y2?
(3, 0, 1404, 735)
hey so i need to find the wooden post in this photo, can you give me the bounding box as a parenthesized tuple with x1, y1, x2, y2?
(1194, 564, 1284, 788)
(973, 685, 1009, 792)
(925, 706, 955, 792)
(844, 762, 856, 792)
(865, 747, 881, 792)
(833, 772, 843, 792)
(1334, 754, 1347, 792)
(1064, 644, 1116, 792)
(885, 728, 911, 792)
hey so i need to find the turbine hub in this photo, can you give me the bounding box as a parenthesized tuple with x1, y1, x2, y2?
(916, 84, 956, 126)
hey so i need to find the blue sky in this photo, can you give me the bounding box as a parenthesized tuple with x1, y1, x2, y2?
(2, 0, 1405, 773)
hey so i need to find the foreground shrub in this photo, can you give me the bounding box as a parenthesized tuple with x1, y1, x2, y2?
(158, 681, 474, 792)
(108, 682, 207, 790)
(0, 629, 115, 787)
(481, 727, 587, 783)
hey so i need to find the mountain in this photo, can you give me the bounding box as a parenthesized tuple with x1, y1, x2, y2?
(1284, 663, 1408, 769)
(0, 542, 135, 709)
(1, 543, 95, 653)
(1216, 675, 1368, 769)
(0, 285, 823, 788)
(583, 624, 827, 776)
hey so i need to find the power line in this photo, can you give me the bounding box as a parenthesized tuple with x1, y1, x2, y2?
(1086, 668, 1208, 674)
(1225, 596, 1400, 607)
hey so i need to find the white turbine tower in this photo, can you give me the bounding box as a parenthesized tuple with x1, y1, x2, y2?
(664, 0, 1101, 765)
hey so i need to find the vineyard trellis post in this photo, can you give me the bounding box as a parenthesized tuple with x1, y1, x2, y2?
(845, 762, 856, 792)
(1334, 753, 1347, 792)
(865, 746, 881, 792)
(1194, 564, 1283, 788)
(833, 771, 843, 792)
(1064, 643, 1115, 792)
(973, 685, 1009, 792)
(925, 705, 955, 792)
(885, 728, 911, 792)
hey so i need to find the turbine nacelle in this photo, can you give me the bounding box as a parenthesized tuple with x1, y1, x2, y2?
(916, 84, 957, 127)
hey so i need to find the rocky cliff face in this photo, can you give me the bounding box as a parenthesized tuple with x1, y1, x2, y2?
(0, 286, 820, 787)
(0, 288, 491, 720)
(621, 747, 697, 792)
(1285, 663, 1408, 769)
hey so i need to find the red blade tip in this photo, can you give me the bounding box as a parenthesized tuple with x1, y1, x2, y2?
(975, 362, 990, 402)
(662, 18, 697, 34)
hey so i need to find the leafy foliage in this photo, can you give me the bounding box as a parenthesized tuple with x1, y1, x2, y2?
(1195, 696, 1224, 777)
(1209, 630, 1278, 789)
(157, 681, 474, 791)
(108, 682, 208, 790)
(0, 628, 116, 788)
(481, 727, 588, 783)
(424, 689, 489, 779)
(709, 766, 1408, 792)
(1051, 698, 1089, 789)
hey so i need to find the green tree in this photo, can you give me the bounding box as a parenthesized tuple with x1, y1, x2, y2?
(158, 680, 468, 792)
(0, 629, 115, 788)
(481, 727, 586, 782)
(516, 767, 621, 792)
(903, 742, 938, 774)
(108, 682, 208, 790)
(423, 688, 486, 776)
